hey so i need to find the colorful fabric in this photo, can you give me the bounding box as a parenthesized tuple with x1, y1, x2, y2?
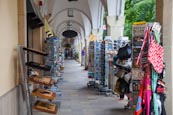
(144, 75, 152, 115)
(152, 68, 159, 115)
(148, 36, 164, 73)
(135, 83, 144, 115)
(136, 26, 149, 67)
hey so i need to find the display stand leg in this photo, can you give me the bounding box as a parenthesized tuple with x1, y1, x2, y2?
(18, 45, 32, 115)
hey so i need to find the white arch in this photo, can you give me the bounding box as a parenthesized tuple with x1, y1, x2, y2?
(48, 8, 92, 28)
(55, 20, 85, 36)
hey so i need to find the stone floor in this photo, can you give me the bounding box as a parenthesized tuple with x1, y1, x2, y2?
(34, 60, 133, 115)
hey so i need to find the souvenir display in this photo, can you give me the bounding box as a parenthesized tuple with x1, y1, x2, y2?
(98, 39, 114, 94)
(87, 41, 95, 87)
(18, 36, 62, 115)
(113, 39, 132, 109)
(133, 22, 166, 115)
(94, 41, 101, 82)
(31, 88, 56, 100)
(33, 101, 58, 114)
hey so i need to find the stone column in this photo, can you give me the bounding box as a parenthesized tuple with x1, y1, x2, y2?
(78, 37, 81, 63)
(162, 0, 173, 114)
(107, 16, 125, 40)
(84, 37, 89, 69)
(156, 0, 163, 41)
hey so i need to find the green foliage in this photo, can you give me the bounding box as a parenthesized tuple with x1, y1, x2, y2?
(74, 52, 79, 59)
(124, 0, 156, 39)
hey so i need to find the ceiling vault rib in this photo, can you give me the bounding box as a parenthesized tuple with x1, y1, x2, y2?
(55, 20, 85, 36)
(48, 8, 93, 28)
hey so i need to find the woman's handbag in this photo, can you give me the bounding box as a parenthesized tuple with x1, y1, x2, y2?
(148, 36, 164, 73)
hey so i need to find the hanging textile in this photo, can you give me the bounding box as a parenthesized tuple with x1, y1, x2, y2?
(152, 68, 159, 115)
(148, 35, 164, 73)
(136, 26, 149, 67)
(143, 74, 151, 115)
(134, 82, 144, 115)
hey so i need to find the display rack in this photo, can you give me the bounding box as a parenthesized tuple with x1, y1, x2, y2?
(132, 22, 166, 114)
(98, 40, 114, 95)
(87, 41, 95, 87)
(45, 37, 62, 94)
(18, 44, 59, 115)
(94, 41, 101, 87)
(132, 23, 146, 105)
(112, 38, 133, 109)
(45, 37, 59, 78)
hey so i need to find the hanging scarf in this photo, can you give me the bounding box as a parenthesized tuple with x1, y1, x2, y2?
(143, 75, 152, 115)
(134, 82, 144, 115)
(152, 68, 159, 115)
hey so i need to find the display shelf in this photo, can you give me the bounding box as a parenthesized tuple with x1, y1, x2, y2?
(29, 76, 53, 86)
(132, 23, 146, 106)
(23, 47, 48, 56)
(31, 88, 56, 100)
(26, 62, 51, 71)
(33, 101, 58, 114)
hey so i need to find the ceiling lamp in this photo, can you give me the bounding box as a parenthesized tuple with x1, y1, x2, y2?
(62, 30, 78, 38)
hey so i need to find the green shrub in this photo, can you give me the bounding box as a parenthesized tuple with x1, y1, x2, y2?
(74, 52, 79, 59)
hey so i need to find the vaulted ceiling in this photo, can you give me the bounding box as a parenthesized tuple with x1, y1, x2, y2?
(44, 0, 105, 41)
(32, 0, 125, 46)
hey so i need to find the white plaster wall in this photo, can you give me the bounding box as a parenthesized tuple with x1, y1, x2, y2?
(0, 87, 18, 115)
(0, 0, 18, 96)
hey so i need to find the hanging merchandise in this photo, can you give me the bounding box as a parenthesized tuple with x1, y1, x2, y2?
(94, 41, 101, 82)
(134, 81, 144, 115)
(151, 68, 159, 115)
(113, 39, 133, 108)
(117, 44, 132, 60)
(148, 35, 164, 73)
(97, 37, 114, 95)
(133, 22, 166, 115)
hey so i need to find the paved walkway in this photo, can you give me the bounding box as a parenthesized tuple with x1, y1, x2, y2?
(34, 60, 133, 115)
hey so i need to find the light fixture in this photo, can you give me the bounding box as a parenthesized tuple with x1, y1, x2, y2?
(67, 8, 74, 17)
